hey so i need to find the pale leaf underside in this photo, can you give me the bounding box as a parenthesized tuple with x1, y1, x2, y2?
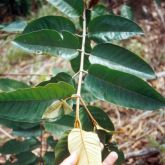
(68, 128, 102, 165)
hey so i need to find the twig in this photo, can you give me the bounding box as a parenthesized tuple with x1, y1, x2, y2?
(80, 98, 98, 126)
(77, 49, 91, 56)
(0, 127, 15, 139)
(74, 6, 87, 128)
(125, 148, 160, 159)
(72, 71, 80, 79)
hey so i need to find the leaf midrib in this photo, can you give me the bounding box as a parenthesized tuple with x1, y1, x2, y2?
(79, 129, 90, 165)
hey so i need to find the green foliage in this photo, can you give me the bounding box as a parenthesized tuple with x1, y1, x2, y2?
(23, 16, 76, 34)
(1, 20, 27, 33)
(120, 4, 133, 20)
(0, 78, 29, 92)
(13, 30, 79, 60)
(85, 64, 165, 110)
(0, 82, 75, 122)
(0, 138, 39, 154)
(88, 15, 143, 42)
(47, 0, 83, 18)
(0, 0, 165, 165)
(89, 43, 155, 79)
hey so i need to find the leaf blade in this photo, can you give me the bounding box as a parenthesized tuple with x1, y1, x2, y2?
(84, 64, 165, 110)
(89, 15, 143, 42)
(0, 82, 75, 122)
(47, 0, 83, 18)
(89, 43, 155, 79)
(13, 30, 79, 60)
(23, 16, 76, 34)
(0, 78, 29, 92)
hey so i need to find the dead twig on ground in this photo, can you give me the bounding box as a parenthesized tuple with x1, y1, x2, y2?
(125, 148, 160, 159)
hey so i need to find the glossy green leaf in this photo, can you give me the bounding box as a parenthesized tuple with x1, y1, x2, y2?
(0, 78, 29, 92)
(91, 4, 109, 19)
(84, 64, 165, 110)
(47, 136, 58, 148)
(38, 72, 75, 86)
(0, 118, 39, 130)
(80, 106, 114, 132)
(81, 85, 97, 103)
(55, 131, 70, 164)
(13, 30, 79, 60)
(2, 20, 27, 33)
(11, 152, 37, 165)
(0, 119, 41, 136)
(44, 152, 55, 165)
(45, 115, 74, 137)
(120, 4, 133, 20)
(23, 16, 76, 34)
(89, 43, 155, 79)
(47, 0, 83, 18)
(71, 55, 91, 73)
(0, 82, 75, 122)
(0, 138, 39, 154)
(89, 15, 143, 42)
(13, 126, 41, 137)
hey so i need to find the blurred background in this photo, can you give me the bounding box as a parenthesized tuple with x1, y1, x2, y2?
(0, 0, 165, 164)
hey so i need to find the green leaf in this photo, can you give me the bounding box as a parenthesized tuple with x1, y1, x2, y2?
(91, 4, 109, 19)
(38, 72, 75, 86)
(0, 118, 41, 136)
(80, 106, 114, 132)
(55, 131, 70, 164)
(0, 118, 39, 130)
(2, 20, 27, 33)
(0, 78, 29, 92)
(47, 136, 58, 148)
(0, 138, 39, 154)
(81, 85, 97, 103)
(89, 43, 155, 79)
(13, 126, 41, 137)
(44, 152, 55, 165)
(89, 15, 143, 42)
(71, 55, 91, 73)
(120, 4, 133, 20)
(13, 30, 79, 60)
(45, 115, 74, 137)
(84, 64, 165, 110)
(23, 16, 76, 34)
(12, 152, 37, 165)
(47, 0, 83, 18)
(0, 82, 75, 122)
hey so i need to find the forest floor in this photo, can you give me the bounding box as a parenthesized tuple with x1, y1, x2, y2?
(0, 1, 165, 165)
